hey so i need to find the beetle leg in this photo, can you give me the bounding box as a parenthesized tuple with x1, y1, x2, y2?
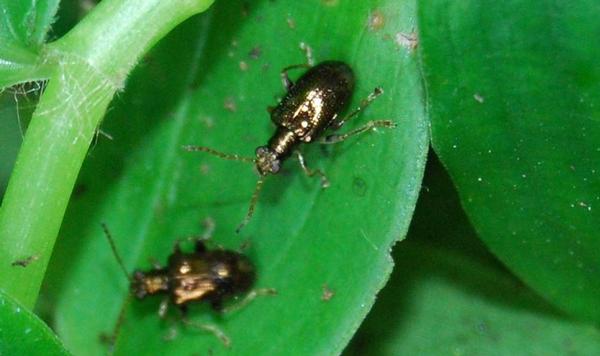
(194, 240, 208, 254)
(175, 217, 217, 254)
(279, 42, 315, 90)
(181, 318, 231, 347)
(295, 151, 330, 188)
(200, 217, 216, 241)
(101, 294, 133, 352)
(222, 288, 277, 314)
(161, 304, 191, 342)
(330, 87, 384, 130)
(238, 239, 252, 252)
(280, 63, 311, 90)
(211, 299, 224, 312)
(162, 326, 178, 342)
(158, 298, 170, 319)
(148, 257, 162, 270)
(172, 239, 183, 254)
(299, 42, 315, 66)
(321, 120, 396, 144)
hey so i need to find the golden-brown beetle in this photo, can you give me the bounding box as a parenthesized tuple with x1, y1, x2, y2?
(185, 45, 394, 231)
(101, 221, 274, 347)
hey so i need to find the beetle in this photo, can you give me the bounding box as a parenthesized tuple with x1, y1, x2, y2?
(184, 44, 395, 232)
(100, 220, 275, 347)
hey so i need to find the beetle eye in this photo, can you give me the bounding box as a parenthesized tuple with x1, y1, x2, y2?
(256, 147, 267, 155)
(134, 288, 147, 299)
(134, 270, 144, 280)
(271, 160, 280, 173)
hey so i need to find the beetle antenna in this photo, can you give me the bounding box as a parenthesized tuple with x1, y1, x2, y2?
(101, 294, 133, 353)
(101, 223, 132, 283)
(236, 177, 265, 233)
(183, 145, 255, 163)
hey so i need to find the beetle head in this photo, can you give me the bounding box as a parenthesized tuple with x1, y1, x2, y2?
(255, 146, 281, 175)
(131, 270, 169, 299)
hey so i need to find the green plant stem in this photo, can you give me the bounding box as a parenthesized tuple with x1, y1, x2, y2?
(0, 0, 215, 309)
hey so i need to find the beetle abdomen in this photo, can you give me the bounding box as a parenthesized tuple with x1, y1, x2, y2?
(271, 61, 355, 142)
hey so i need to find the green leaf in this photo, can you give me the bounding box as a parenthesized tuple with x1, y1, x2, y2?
(0, 0, 59, 87)
(419, 1, 600, 321)
(347, 155, 600, 355)
(45, 0, 427, 354)
(0, 290, 68, 355)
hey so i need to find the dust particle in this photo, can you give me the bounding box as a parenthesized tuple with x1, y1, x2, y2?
(473, 93, 485, 103)
(395, 32, 418, 51)
(368, 10, 385, 31)
(239, 61, 249, 71)
(321, 284, 335, 301)
(200, 164, 211, 175)
(321, 0, 339, 6)
(202, 116, 215, 129)
(224, 97, 237, 112)
(80, 0, 96, 12)
(286, 17, 296, 29)
(352, 176, 368, 197)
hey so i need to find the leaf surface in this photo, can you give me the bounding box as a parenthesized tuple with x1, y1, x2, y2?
(0, 290, 68, 355)
(45, 0, 428, 355)
(347, 154, 600, 355)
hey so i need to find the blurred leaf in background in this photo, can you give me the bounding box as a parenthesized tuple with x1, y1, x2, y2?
(0, 290, 67, 355)
(346, 153, 600, 355)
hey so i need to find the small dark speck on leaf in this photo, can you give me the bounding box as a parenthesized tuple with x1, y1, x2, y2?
(249, 46, 262, 59)
(189, 78, 201, 90)
(477, 321, 488, 334)
(352, 176, 368, 197)
(12, 255, 39, 267)
(241, 2, 250, 17)
(73, 184, 87, 197)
